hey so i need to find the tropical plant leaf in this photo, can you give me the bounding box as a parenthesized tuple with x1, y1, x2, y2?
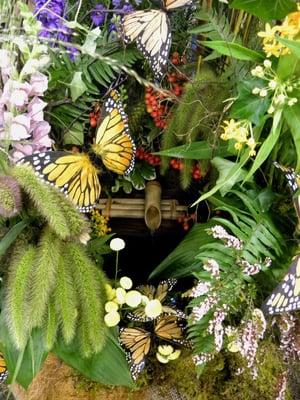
(155, 141, 231, 159)
(0, 315, 48, 389)
(230, 0, 297, 20)
(0, 220, 28, 258)
(54, 329, 134, 387)
(201, 41, 264, 62)
(284, 104, 300, 171)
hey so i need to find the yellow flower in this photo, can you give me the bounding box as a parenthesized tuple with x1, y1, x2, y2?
(120, 276, 133, 290)
(105, 284, 116, 301)
(257, 23, 278, 40)
(105, 301, 119, 313)
(227, 341, 240, 353)
(234, 142, 243, 151)
(115, 287, 127, 305)
(158, 345, 174, 356)
(144, 299, 163, 319)
(156, 352, 169, 364)
(168, 349, 181, 360)
(104, 311, 120, 327)
(125, 290, 142, 307)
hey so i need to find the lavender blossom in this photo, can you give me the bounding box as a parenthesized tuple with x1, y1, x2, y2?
(275, 371, 288, 400)
(193, 352, 214, 366)
(190, 281, 211, 298)
(191, 293, 219, 322)
(91, 4, 107, 26)
(203, 259, 220, 279)
(207, 306, 228, 352)
(277, 314, 300, 361)
(239, 260, 261, 275)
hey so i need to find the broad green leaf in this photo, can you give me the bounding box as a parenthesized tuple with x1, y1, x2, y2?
(63, 122, 84, 145)
(283, 103, 300, 171)
(244, 110, 283, 181)
(155, 141, 231, 159)
(201, 41, 264, 61)
(230, 79, 271, 125)
(0, 316, 48, 389)
(82, 27, 101, 53)
(70, 71, 87, 101)
(277, 37, 300, 59)
(149, 220, 218, 280)
(211, 157, 249, 196)
(230, 0, 297, 20)
(54, 329, 134, 387)
(192, 152, 249, 206)
(276, 45, 300, 79)
(0, 220, 28, 258)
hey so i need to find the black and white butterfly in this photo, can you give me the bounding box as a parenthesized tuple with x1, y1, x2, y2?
(122, 0, 193, 80)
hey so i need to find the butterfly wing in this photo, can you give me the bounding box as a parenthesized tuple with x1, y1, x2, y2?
(154, 315, 187, 345)
(19, 151, 101, 212)
(262, 254, 300, 315)
(122, 10, 171, 80)
(155, 278, 177, 302)
(164, 0, 193, 10)
(119, 327, 151, 380)
(0, 354, 8, 383)
(93, 91, 135, 175)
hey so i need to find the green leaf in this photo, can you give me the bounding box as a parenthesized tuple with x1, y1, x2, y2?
(0, 220, 28, 258)
(0, 316, 48, 389)
(230, 0, 297, 20)
(192, 152, 250, 206)
(277, 37, 300, 59)
(211, 157, 249, 196)
(201, 41, 264, 61)
(244, 110, 283, 181)
(283, 104, 300, 171)
(230, 79, 271, 125)
(54, 329, 134, 387)
(63, 122, 84, 145)
(70, 72, 87, 102)
(82, 27, 101, 53)
(155, 141, 231, 159)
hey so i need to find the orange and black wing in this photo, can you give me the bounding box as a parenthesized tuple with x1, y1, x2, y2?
(93, 90, 135, 175)
(18, 151, 101, 212)
(0, 354, 8, 383)
(119, 327, 151, 380)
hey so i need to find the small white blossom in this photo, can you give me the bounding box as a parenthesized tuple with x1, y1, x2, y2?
(268, 80, 277, 89)
(263, 59, 272, 68)
(190, 281, 211, 297)
(252, 87, 261, 95)
(259, 89, 268, 97)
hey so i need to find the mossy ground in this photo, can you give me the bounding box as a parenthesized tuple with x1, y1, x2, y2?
(11, 339, 294, 400)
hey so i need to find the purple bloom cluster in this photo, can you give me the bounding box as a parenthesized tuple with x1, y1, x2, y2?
(34, 0, 78, 59)
(91, 1, 134, 29)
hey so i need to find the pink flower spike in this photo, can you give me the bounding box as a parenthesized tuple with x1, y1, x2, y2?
(10, 114, 31, 140)
(30, 72, 48, 96)
(32, 121, 52, 148)
(28, 97, 47, 122)
(11, 143, 34, 162)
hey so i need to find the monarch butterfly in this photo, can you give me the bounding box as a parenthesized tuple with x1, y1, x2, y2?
(261, 162, 300, 316)
(0, 353, 8, 383)
(18, 91, 136, 212)
(127, 279, 186, 322)
(122, 0, 193, 80)
(119, 315, 186, 380)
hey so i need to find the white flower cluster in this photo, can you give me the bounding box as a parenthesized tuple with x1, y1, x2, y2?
(209, 225, 243, 250)
(207, 306, 228, 352)
(251, 60, 299, 113)
(203, 259, 220, 279)
(275, 372, 288, 400)
(190, 281, 211, 298)
(277, 314, 300, 362)
(239, 260, 261, 275)
(192, 352, 215, 366)
(191, 293, 219, 322)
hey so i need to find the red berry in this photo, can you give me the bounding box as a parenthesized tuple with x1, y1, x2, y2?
(90, 117, 97, 128)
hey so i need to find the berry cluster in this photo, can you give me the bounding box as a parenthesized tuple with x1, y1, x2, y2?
(177, 213, 196, 231)
(89, 110, 100, 128)
(145, 52, 187, 129)
(136, 147, 161, 166)
(169, 160, 202, 181)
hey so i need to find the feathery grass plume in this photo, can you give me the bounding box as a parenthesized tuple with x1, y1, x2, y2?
(11, 165, 71, 239)
(4, 246, 36, 349)
(59, 200, 90, 239)
(0, 175, 22, 217)
(54, 253, 78, 344)
(44, 295, 59, 351)
(28, 226, 61, 329)
(66, 243, 107, 355)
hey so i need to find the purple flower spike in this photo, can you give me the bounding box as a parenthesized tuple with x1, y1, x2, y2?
(91, 4, 107, 26)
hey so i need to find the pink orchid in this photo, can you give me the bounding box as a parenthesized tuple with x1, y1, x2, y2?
(11, 143, 34, 162)
(30, 72, 48, 96)
(32, 120, 52, 148)
(0, 80, 32, 107)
